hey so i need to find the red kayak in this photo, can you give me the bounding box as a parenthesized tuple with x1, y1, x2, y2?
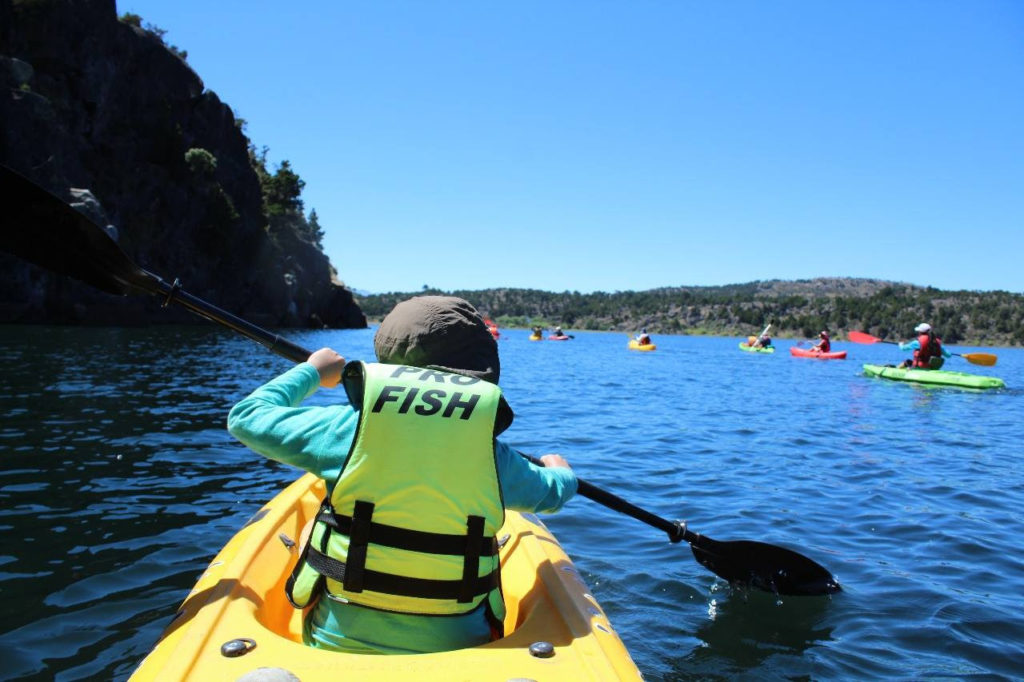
(790, 346, 847, 360)
(548, 335, 572, 341)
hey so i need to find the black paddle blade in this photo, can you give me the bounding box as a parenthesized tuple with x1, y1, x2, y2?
(0, 165, 154, 296)
(690, 535, 841, 596)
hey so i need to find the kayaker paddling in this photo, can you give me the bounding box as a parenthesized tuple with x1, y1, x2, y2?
(228, 295, 576, 655)
(810, 330, 831, 353)
(898, 323, 951, 369)
(748, 323, 773, 350)
(749, 333, 772, 350)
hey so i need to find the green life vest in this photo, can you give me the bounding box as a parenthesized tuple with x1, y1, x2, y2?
(287, 362, 506, 623)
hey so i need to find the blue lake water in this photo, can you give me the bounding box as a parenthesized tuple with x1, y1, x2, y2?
(1, 324, 1022, 680)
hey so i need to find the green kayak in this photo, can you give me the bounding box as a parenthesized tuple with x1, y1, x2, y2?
(863, 364, 1005, 390)
(739, 342, 775, 354)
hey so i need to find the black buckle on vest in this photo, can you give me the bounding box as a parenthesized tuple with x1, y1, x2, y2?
(459, 516, 485, 603)
(342, 500, 374, 593)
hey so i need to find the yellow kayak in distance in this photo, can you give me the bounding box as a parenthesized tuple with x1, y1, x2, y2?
(628, 339, 656, 351)
(129, 474, 641, 681)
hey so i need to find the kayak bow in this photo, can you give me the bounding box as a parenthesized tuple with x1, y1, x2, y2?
(129, 474, 642, 681)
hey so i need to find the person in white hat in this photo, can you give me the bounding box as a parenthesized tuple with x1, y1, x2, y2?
(898, 322, 952, 369)
(228, 295, 576, 654)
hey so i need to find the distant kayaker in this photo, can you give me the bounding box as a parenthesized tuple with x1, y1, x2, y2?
(228, 295, 576, 654)
(750, 332, 772, 349)
(552, 326, 567, 338)
(635, 327, 652, 346)
(898, 322, 951, 369)
(810, 330, 831, 353)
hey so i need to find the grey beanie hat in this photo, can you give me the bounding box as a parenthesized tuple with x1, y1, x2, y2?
(374, 296, 500, 383)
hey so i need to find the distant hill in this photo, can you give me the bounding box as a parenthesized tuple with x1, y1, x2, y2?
(357, 278, 1024, 346)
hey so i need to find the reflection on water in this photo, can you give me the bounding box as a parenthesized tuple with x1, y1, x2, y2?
(686, 591, 835, 678)
(1, 325, 1023, 680)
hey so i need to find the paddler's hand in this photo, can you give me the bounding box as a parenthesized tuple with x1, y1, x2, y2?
(308, 347, 345, 388)
(539, 454, 571, 470)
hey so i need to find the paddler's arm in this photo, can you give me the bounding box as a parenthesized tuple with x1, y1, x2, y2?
(898, 339, 920, 352)
(496, 443, 577, 514)
(227, 349, 357, 480)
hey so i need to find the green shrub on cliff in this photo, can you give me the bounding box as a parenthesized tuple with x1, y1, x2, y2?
(184, 147, 217, 177)
(118, 13, 188, 60)
(247, 145, 327, 250)
(263, 161, 305, 217)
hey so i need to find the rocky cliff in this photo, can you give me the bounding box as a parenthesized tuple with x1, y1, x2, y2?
(0, 0, 366, 329)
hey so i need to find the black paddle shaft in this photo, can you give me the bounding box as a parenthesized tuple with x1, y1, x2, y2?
(152, 276, 311, 364)
(521, 454, 692, 543)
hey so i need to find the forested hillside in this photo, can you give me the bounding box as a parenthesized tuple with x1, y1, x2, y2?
(357, 278, 1024, 346)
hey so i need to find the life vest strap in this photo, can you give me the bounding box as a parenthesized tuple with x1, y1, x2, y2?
(318, 509, 499, 557)
(459, 515, 485, 603)
(342, 500, 374, 592)
(306, 546, 500, 600)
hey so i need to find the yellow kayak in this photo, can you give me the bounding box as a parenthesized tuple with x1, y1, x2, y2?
(130, 474, 641, 681)
(628, 340, 656, 351)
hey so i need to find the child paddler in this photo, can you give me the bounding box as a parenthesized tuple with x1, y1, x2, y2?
(228, 296, 576, 654)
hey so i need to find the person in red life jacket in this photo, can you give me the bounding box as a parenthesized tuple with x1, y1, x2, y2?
(898, 322, 952, 369)
(228, 296, 576, 654)
(810, 330, 831, 353)
(635, 327, 652, 346)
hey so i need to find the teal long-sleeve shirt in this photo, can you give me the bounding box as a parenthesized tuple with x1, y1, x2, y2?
(227, 362, 577, 654)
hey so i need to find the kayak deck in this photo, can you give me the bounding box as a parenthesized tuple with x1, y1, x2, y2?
(129, 474, 640, 681)
(863, 364, 1005, 390)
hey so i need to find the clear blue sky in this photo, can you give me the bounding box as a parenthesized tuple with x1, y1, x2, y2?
(120, 1, 1024, 294)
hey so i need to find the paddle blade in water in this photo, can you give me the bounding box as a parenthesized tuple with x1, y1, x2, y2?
(960, 352, 997, 367)
(848, 331, 882, 344)
(689, 535, 841, 596)
(0, 165, 154, 295)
